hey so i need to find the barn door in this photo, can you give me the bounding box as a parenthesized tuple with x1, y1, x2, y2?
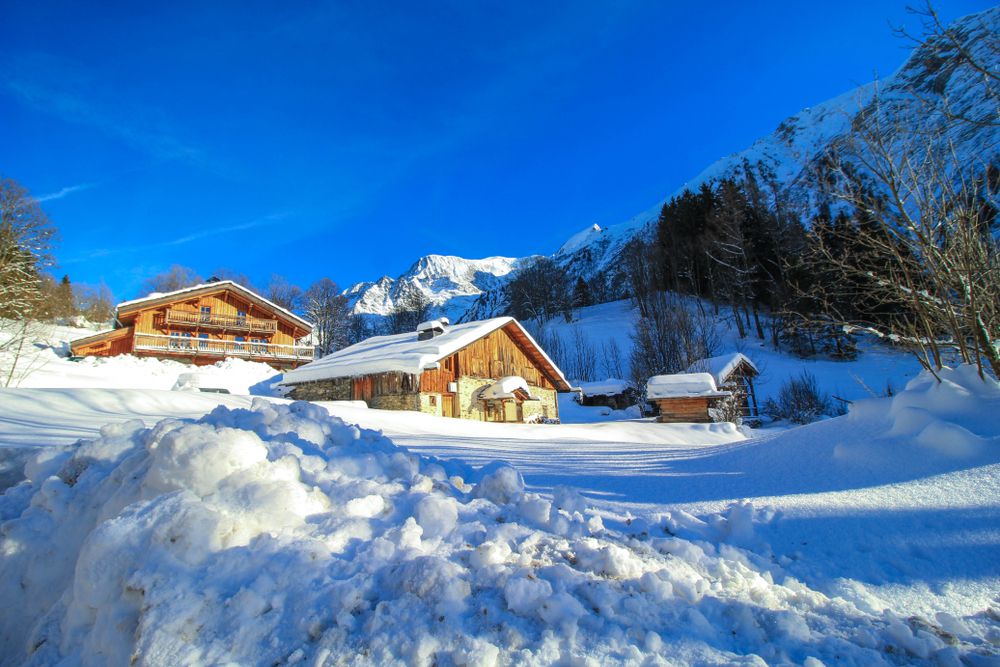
(442, 395, 455, 418)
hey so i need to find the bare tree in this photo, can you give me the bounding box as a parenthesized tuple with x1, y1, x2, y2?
(0, 178, 55, 318)
(563, 326, 598, 382)
(811, 82, 1000, 379)
(139, 265, 202, 296)
(265, 274, 304, 313)
(210, 268, 257, 292)
(304, 278, 350, 356)
(600, 339, 625, 379)
(386, 289, 432, 335)
(76, 282, 115, 324)
(505, 257, 572, 326)
(629, 292, 720, 392)
(0, 178, 57, 387)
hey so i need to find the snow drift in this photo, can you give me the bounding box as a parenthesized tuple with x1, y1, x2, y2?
(3, 376, 998, 665)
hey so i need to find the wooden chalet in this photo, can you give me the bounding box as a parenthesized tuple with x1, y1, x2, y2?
(647, 372, 731, 423)
(281, 317, 573, 422)
(686, 352, 760, 416)
(70, 280, 314, 369)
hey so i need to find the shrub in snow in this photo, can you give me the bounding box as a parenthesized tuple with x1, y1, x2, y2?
(764, 371, 840, 424)
(1, 397, 991, 665)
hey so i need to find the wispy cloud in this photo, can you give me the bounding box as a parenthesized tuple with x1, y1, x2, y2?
(61, 211, 295, 264)
(34, 182, 95, 203)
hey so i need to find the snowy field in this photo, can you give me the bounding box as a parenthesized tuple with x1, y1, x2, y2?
(1, 321, 998, 665)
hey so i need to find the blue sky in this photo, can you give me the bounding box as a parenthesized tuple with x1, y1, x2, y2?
(1, 1, 994, 299)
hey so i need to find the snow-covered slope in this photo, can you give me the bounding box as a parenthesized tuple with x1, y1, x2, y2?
(1, 367, 998, 664)
(348, 7, 1000, 322)
(345, 254, 531, 323)
(550, 6, 1000, 290)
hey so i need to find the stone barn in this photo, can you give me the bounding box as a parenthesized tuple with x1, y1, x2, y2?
(281, 317, 572, 422)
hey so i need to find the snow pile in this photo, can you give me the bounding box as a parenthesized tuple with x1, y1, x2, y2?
(2, 400, 981, 666)
(836, 365, 1000, 464)
(1, 321, 284, 394)
(647, 372, 730, 399)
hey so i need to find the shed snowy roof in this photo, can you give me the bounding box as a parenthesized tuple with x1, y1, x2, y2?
(647, 373, 731, 400)
(480, 376, 535, 400)
(685, 353, 759, 386)
(281, 317, 572, 390)
(115, 280, 313, 331)
(576, 378, 630, 397)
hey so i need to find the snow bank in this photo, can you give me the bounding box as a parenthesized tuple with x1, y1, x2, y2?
(837, 365, 1000, 463)
(1, 400, 987, 665)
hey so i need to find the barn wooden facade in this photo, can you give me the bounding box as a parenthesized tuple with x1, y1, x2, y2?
(70, 280, 314, 369)
(282, 317, 572, 422)
(646, 372, 732, 423)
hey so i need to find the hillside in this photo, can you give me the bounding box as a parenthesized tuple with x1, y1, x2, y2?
(347, 6, 1000, 323)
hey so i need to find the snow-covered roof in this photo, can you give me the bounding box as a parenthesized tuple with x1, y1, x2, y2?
(116, 280, 313, 331)
(480, 376, 535, 400)
(685, 353, 759, 386)
(282, 317, 572, 390)
(647, 373, 730, 400)
(576, 378, 630, 397)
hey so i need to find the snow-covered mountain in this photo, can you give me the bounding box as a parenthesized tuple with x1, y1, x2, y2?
(345, 254, 534, 323)
(349, 6, 999, 323)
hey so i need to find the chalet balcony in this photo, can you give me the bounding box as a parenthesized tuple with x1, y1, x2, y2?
(163, 308, 278, 333)
(133, 333, 314, 362)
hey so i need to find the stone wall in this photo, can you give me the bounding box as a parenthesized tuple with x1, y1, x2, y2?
(455, 377, 493, 421)
(531, 387, 560, 422)
(285, 377, 351, 401)
(419, 393, 442, 417)
(288, 374, 560, 422)
(454, 377, 560, 422)
(370, 393, 421, 412)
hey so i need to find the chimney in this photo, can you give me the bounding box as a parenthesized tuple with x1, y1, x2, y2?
(416, 317, 449, 341)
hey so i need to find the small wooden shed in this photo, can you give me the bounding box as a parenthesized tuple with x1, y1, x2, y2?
(686, 353, 760, 416)
(646, 373, 731, 423)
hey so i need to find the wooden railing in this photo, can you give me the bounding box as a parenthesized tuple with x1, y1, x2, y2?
(164, 308, 278, 333)
(133, 333, 314, 361)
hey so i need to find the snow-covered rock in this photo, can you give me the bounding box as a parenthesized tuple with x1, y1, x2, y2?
(345, 254, 530, 323)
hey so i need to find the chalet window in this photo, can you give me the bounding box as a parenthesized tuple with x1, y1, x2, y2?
(181, 332, 193, 349)
(429, 395, 437, 407)
(234, 336, 245, 352)
(237, 310, 246, 325)
(251, 338, 266, 354)
(169, 332, 181, 349)
(200, 306, 211, 323)
(198, 333, 209, 349)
